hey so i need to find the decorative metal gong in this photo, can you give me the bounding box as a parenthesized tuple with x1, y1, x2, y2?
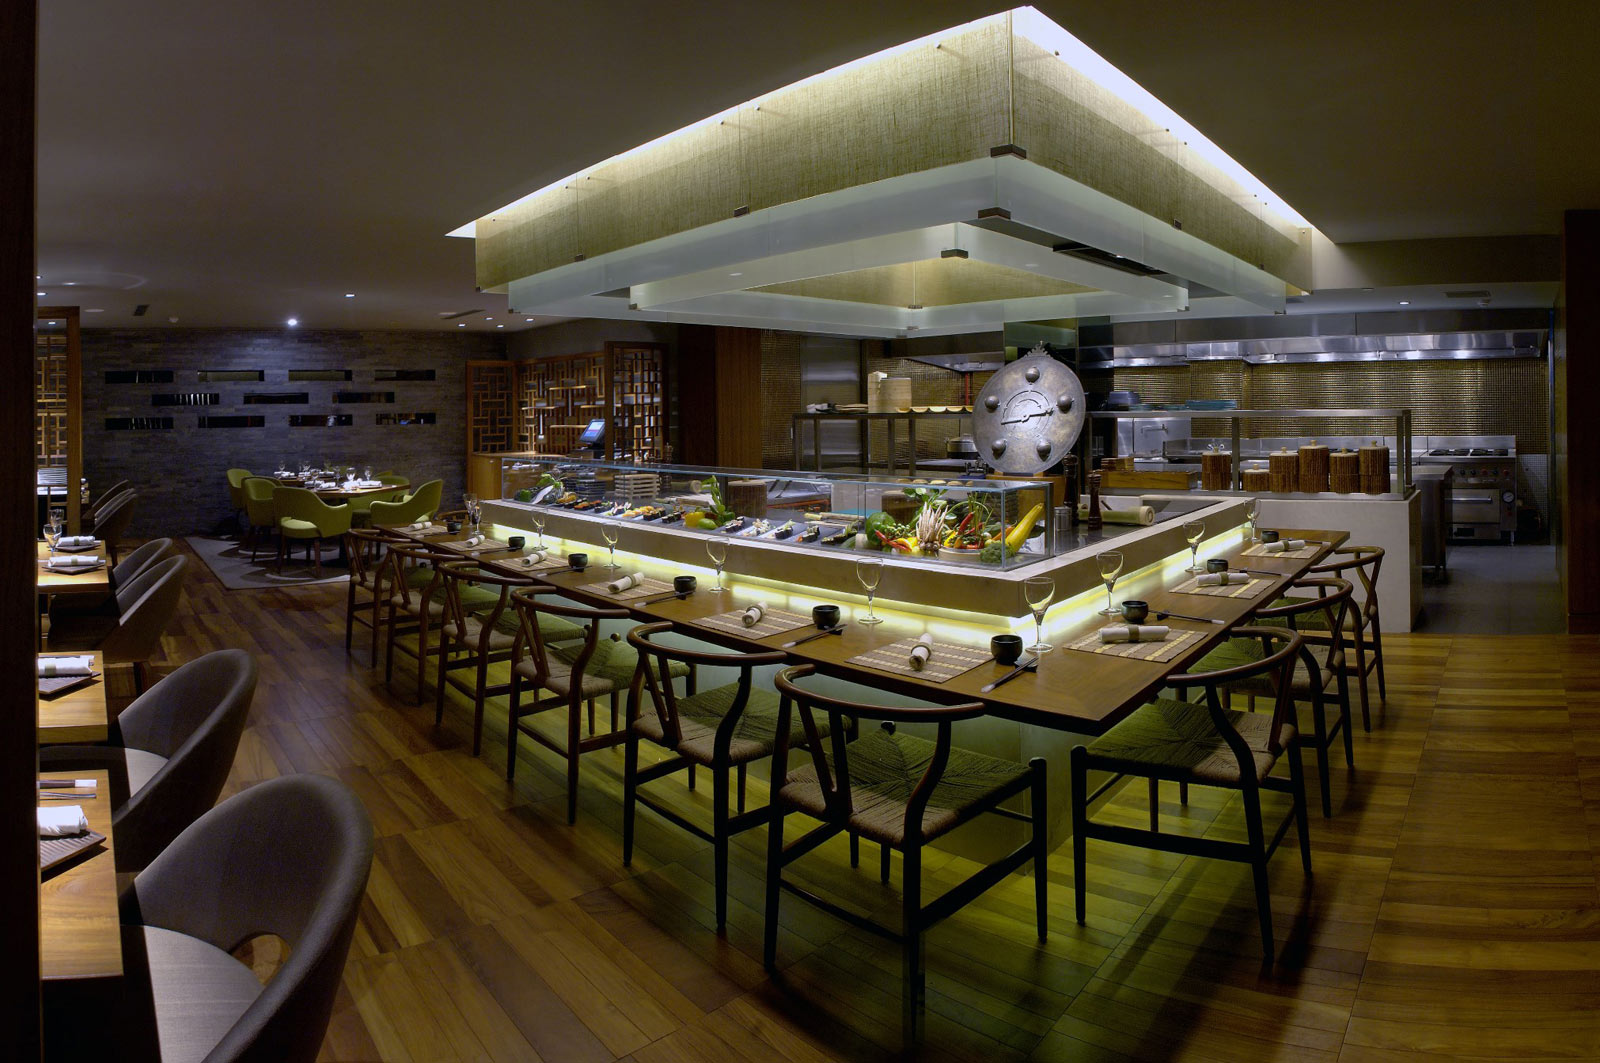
(971, 342, 1086, 475)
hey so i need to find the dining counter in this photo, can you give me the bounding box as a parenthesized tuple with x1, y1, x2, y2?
(40, 771, 119, 981)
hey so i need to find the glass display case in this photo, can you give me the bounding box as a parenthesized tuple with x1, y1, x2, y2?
(489, 455, 1059, 571)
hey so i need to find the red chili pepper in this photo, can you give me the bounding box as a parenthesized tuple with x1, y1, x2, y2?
(875, 530, 894, 545)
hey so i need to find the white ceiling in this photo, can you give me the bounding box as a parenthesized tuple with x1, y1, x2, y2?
(35, 1, 1596, 332)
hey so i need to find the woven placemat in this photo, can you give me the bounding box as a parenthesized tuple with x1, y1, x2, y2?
(1064, 626, 1207, 663)
(1173, 575, 1270, 599)
(580, 576, 674, 601)
(439, 537, 513, 555)
(846, 639, 993, 684)
(1242, 542, 1319, 559)
(697, 607, 813, 639)
(488, 553, 568, 574)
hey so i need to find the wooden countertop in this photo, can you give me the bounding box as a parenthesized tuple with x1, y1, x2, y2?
(384, 523, 1345, 736)
(38, 651, 109, 744)
(36, 541, 111, 595)
(40, 770, 120, 981)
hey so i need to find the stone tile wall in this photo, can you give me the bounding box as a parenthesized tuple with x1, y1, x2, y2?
(81, 328, 504, 537)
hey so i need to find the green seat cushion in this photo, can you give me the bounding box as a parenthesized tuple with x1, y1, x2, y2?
(633, 682, 796, 766)
(279, 517, 319, 538)
(779, 728, 1030, 846)
(1086, 697, 1294, 786)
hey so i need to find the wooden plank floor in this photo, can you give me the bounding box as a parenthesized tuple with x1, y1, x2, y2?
(145, 540, 1600, 1061)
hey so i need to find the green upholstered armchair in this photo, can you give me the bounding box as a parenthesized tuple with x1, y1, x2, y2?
(274, 486, 352, 577)
(367, 478, 441, 527)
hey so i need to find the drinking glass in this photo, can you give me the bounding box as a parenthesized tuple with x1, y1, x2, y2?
(1245, 498, 1259, 542)
(706, 538, 728, 591)
(601, 525, 620, 570)
(463, 493, 482, 533)
(1183, 519, 1206, 573)
(1023, 575, 1055, 653)
(45, 509, 64, 555)
(856, 559, 884, 624)
(531, 513, 546, 550)
(1096, 550, 1123, 617)
(363, 466, 373, 482)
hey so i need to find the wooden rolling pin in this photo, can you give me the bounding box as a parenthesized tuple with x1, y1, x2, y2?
(1201, 449, 1233, 491)
(1359, 441, 1391, 494)
(1330, 449, 1360, 493)
(1298, 441, 1330, 493)
(1268, 450, 1299, 493)
(1242, 468, 1271, 492)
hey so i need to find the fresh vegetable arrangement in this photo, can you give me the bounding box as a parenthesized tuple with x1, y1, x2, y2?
(858, 494, 1042, 564)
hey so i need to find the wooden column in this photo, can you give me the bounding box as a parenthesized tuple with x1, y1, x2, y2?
(676, 325, 762, 468)
(1560, 210, 1600, 631)
(2, 0, 43, 1056)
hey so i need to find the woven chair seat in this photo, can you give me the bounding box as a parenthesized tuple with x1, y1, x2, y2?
(1195, 637, 1341, 697)
(444, 608, 582, 651)
(1269, 596, 1364, 633)
(778, 728, 1030, 846)
(634, 684, 810, 767)
(513, 636, 684, 699)
(1087, 697, 1296, 786)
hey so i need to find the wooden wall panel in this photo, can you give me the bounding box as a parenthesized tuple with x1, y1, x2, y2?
(3, 0, 43, 1055)
(713, 328, 761, 469)
(1561, 211, 1600, 631)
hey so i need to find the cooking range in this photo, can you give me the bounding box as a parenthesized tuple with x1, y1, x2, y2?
(1418, 435, 1517, 542)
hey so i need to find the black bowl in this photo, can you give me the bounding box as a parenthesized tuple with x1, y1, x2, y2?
(446, 520, 462, 533)
(568, 552, 588, 571)
(1120, 599, 1149, 623)
(673, 575, 697, 595)
(507, 535, 526, 550)
(1206, 557, 1230, 573)
(812, 604, 841, 629)
(1260, 529, 1280, 543)
(990, 633, 1023, 666)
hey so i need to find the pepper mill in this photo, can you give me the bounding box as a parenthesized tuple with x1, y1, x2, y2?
(1087, 470, 1103, 530)
(1063, 455, 1080, 528)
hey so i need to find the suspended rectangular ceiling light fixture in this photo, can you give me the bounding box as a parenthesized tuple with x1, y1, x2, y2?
(455, 7, 1317, 337)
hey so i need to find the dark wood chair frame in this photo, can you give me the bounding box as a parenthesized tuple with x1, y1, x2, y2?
(623, 621, 788, 932)
(378, 539, 451, 700)
(763, 664, 1047, 1044)
(343, 527, 400, 666)
(506, 590, 693, 823)
(1306, 545, 1386, 731)
(432, 560, 540, 756)
(1072, 625, 1312, 963)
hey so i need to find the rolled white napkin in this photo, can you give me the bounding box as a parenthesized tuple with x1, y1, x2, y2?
(517, 550, 548, 568)
(464, 534, 484, 546)
(1262, 539, 1306, 553)
(608, 571, 645, 593)
(37, 656, 94, 678)
(742, 601, 767, 627)
(1196, 572, 1238, 587)
(1098, 624, 1170, 644)
(909, 633, 935, 671)
(56, 535, 97, 549)
(37, 806, 88, 838)
(46, 555, 102, 570)
(408, 521, 432, 530)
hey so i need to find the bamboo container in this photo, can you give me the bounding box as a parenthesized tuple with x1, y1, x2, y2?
(1242, 468, 1271, 493)
(1298, 441, 1330, 493)
(879, 490, 918, 525)
(1268, 449, 1299, 493)
(1330, 449, 1360, 493)
(726, 479, 770, 518)
(1200, 449, 1233, 491)
(1359, 441, 1391, 494)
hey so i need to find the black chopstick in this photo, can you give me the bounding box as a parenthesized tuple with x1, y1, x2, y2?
(637, 590, 691, 606)
(980, 657, 1038, 693)
(782, 624, 846, 648)
(1155, 610, 1226, 625)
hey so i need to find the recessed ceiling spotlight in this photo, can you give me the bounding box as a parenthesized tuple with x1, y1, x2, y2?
(63, 281, 76, 286)
(286, 317, 299, 326)
(458, 323, 466, 328)
(168, 316, 180, 323)
(344, 293, 355, 298)
(37, 291, 45, 297)
(1398, 300, 1410, 306)
(484, 316, 494, 321)
(525, 318, 534, 322)
(496, 324, 505, 328)
(729, 272, 743, 277)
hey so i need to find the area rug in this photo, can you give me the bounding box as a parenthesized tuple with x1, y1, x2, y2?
(185, 535, 349, 590)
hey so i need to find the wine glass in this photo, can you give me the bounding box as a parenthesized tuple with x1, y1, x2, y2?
(1023, 575, 1055, 653)
(531, 513, 546, 550)
(463, 493, 482, 533)
(363, 466, 373, 482)
(706, 538, 728, 591)
(45, 508, 64, 555)
(1096, 550, 1123, 616)
(601, 525, 620, 570)
(856, 559, 884, 624)
(1245, 498, 1259, 543)
(1183, 520, 1206, 574)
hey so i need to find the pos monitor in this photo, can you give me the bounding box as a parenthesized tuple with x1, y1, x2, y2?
(576, 418, 606, 456)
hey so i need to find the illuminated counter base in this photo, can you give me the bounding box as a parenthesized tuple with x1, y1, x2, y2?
(483, 495, 1251, 624)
